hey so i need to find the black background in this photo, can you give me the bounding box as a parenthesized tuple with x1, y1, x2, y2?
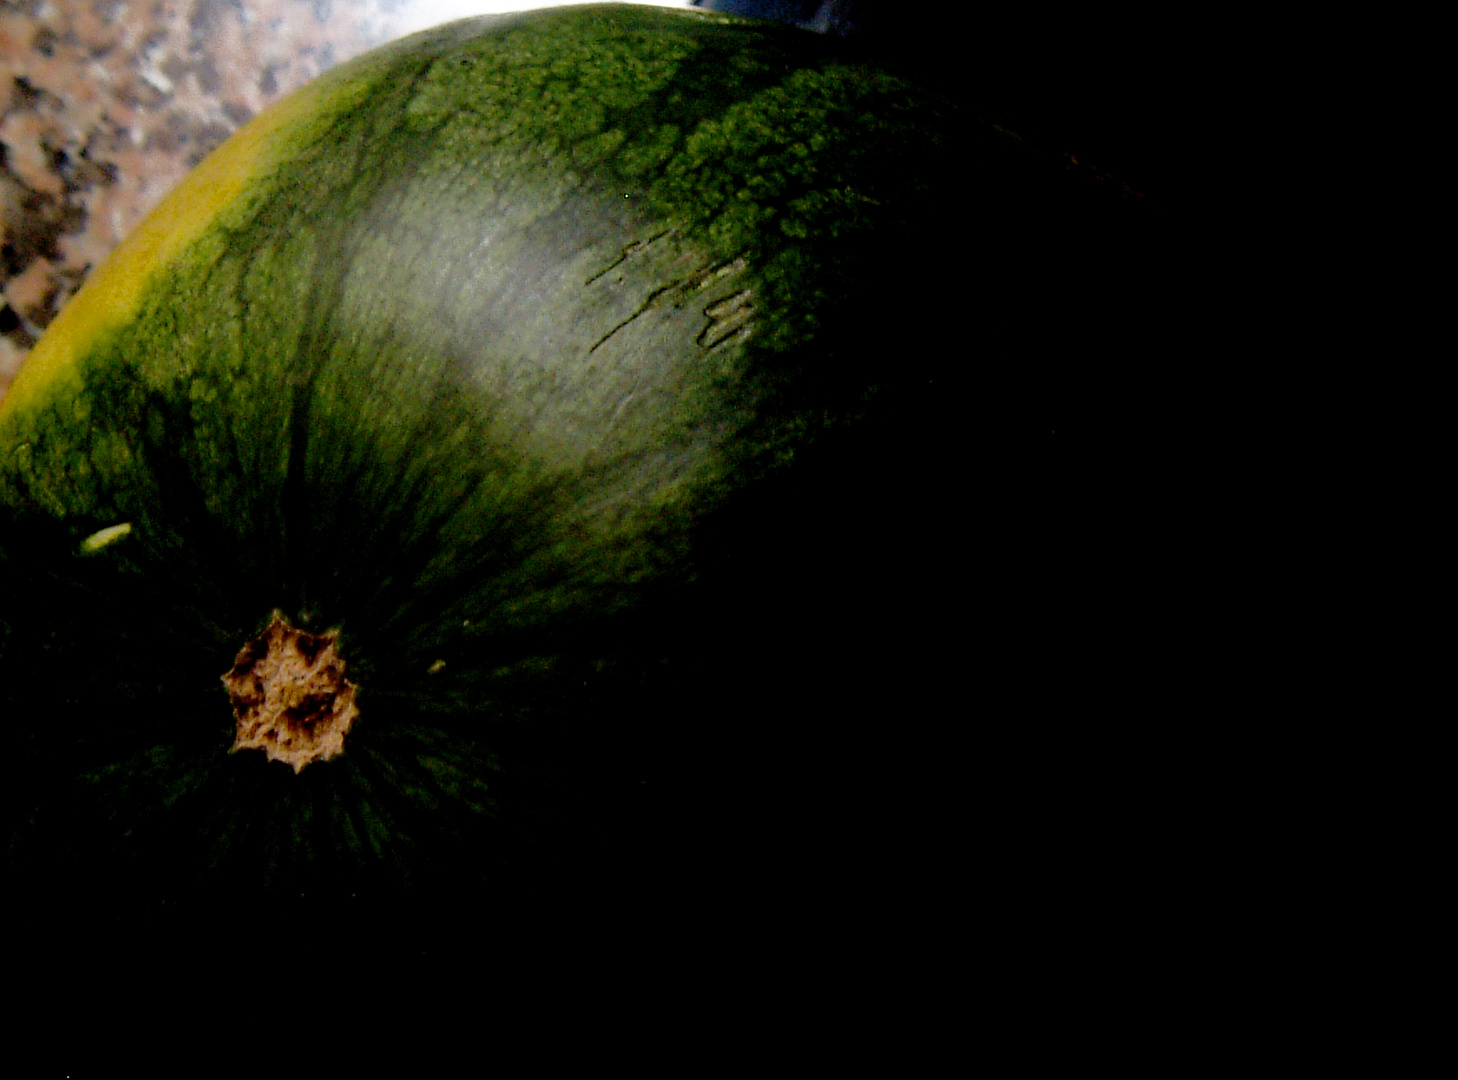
(695, 0, 1185, 210)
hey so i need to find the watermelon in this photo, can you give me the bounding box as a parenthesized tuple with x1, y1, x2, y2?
(0, 5, 1155, 933)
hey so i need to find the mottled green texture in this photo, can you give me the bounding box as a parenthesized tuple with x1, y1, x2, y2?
(0, 6, 963, 899)
(2, 6, 956, 646)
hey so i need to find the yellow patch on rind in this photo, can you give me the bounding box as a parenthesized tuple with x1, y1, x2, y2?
(0, 69, 363, 423)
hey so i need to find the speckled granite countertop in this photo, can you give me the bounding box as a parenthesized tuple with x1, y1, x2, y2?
(0, 0, 693, 402)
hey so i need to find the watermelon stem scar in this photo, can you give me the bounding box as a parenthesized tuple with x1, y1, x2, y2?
(221, 611, 359, 773)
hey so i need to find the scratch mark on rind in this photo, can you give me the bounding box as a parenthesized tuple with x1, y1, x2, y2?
(604, 375, 647, 434)
(584, 229, 674, 286)
(587, 254, 750, 355)
(698, 289, 753, 348)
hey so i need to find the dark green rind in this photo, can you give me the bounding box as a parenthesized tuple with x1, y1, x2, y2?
(0, 7, 1139, 906)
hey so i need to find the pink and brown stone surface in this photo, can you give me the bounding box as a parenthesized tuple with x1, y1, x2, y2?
(0, 0, 448, 403)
